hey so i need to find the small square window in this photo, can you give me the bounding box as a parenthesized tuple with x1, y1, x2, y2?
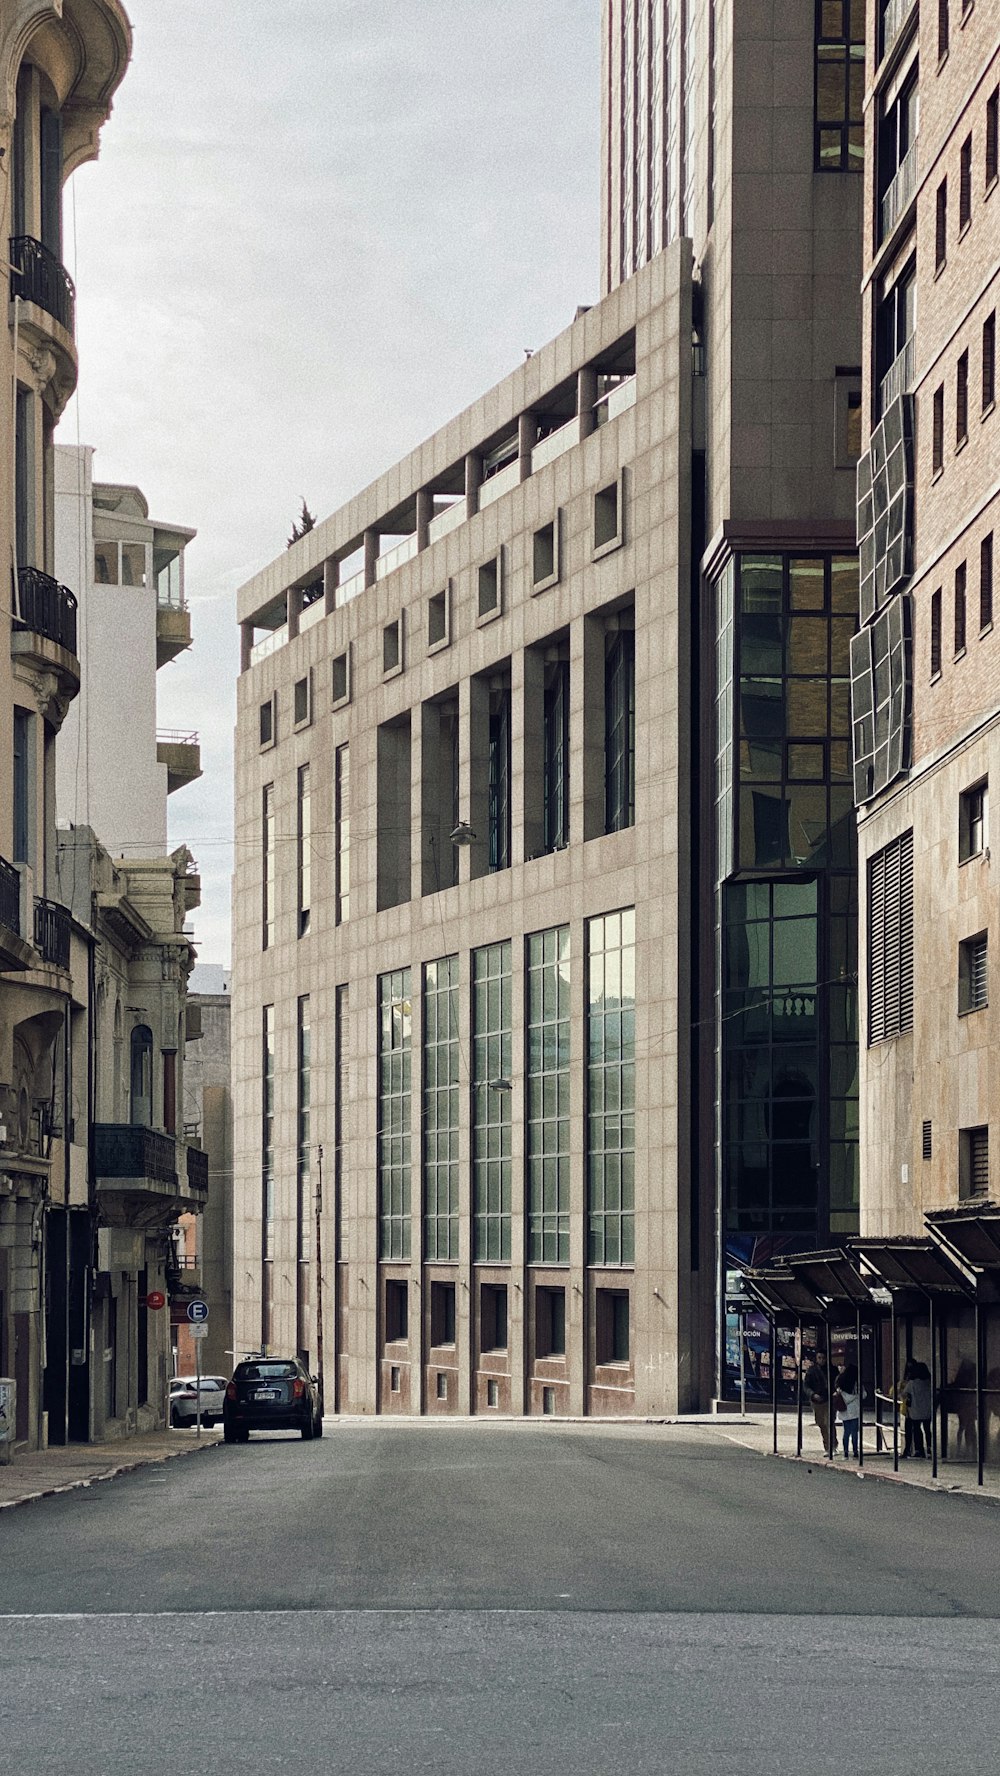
(593, 473, 625, 557)
(959, 779, 988, 861)
(532, 517, 560, 592)
(390, 1364, 401, 1392)
(383, 613, 404, 678)
(959, 931, 988, 1013)
(486, 1378, 499, 1408)
(427, 585, 451, 652)
(960, 1125, 989, 1197)
(542, 1385, 556, 1415)
(385, 1279, 408, 1344)
(435, 1372, 448, 1401)
(477, 552, 502, 623)
(331, 645, 352, 709)
(293, 672, 311, 729)
(259, 695, 275, 749)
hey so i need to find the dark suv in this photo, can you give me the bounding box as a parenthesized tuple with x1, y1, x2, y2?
(223, 1358, 323, 1443)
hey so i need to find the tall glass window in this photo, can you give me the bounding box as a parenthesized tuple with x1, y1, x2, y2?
(815, 0, 865, 172)
(605, 630, 636, 833)
(489, 687, 511, 871)
(527, 926, 571, 1263)
(473, 941, 512, 1262)
(297, 996, 311, 1264)
(335, 744, 350, 924)
(297, 764, 311, 937)
(334, 983, 349, 1263)
(423, 956, 459, 1262)
(587, 909, 636, 1264)
(543, 659, 570, 852)
(262, 1004, 275, 1260)
(378, 969, 411, 1260)
(262, 784, 275, 949)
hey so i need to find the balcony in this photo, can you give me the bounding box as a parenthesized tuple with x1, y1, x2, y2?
(33, 897, 71, 970)
(156, 729, 202, 794)
(880, 0, 917, 64)
(94, 1124, 207, 1224)
(9, 235, 75, 335)
(156, 586, 192, 667)
(0, 857, 32, 972)
(879, 141, 917, 243)
(15, 566, 78, 654)
(186, 1145, 209, 1195)
(879, 337, 915, 415)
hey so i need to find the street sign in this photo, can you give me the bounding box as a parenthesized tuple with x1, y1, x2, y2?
(186, 1300, 209, 1323)
(190, 1323, 209, 1341)
(145, 1290, 166, 1311)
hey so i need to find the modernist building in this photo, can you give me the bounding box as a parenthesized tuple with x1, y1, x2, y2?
(232, 3, 866, 1413)
(0, 0, 131, 1451)
(181, 965, 233, 1379)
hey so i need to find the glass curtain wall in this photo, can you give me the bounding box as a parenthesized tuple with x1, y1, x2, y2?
(587, 909, 636, 1264)
(527, 927, 571, 1263)
(605, 630, 636, 832)
(378, 969, 412, 1260)
(423, 956, 459, 1262)
(472, 941, 512, 1261)
(335, 744, 350, 923)
(262, 1005, 275, 1261)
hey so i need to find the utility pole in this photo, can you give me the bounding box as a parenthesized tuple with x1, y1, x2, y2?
(314, 1144, 324, 1413)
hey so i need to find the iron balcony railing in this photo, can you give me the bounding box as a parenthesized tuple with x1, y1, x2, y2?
(880, 140, 918, 241)
(0, 857, 20, 935)
(15, 566, 78, 655)
(33, 897, 70, 969)
(9, 234, 76, 334)
(186, 1146, 209, 1193)
(879, 336, 915, 415)
(94, 1123, 177, 1186)
(880, 0, 917, 63)
(156, 728, 200, 747)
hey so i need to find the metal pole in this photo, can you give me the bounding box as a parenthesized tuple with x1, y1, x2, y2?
(891, 1295, 899, 1472)
(195, 1319, 201, 1442)
(315, 1143, 325, 1415)
(739, 1310, 747, 1418)
(771, 1316, 778, 1455)
(795, 1317, 803, 1458)
(976, 1298, 985, 1489)
(930, 1295, 938, 1479)
(857, 1304, 864, 1469)
(825, 1318, 833, 1459)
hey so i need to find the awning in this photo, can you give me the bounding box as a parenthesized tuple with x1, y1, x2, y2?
(850, 1236, 974, 1301)
(925, 1202, 1000, 1276)
(783, 1247, 881, 1315)
(743, 1266, 826, 1319)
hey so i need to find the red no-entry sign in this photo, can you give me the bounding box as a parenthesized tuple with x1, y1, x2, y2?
(145, 1290, 166, 1311)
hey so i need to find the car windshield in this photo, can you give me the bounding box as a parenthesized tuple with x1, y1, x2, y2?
(237, 1362, 297, 1380)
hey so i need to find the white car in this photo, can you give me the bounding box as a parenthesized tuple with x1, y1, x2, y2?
(169, 1375, 228, 1428)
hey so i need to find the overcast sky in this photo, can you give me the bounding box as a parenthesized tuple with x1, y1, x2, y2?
(58, 0, 601, 964)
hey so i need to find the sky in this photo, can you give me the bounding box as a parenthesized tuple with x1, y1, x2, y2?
(58, 0, 601, 965)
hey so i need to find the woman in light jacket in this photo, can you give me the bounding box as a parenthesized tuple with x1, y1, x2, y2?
(900, 1360, 933, 1458)
(835, 1363, 861, 1461)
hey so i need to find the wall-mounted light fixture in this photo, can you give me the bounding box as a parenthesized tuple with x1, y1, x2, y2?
(450, 820, 476, 846)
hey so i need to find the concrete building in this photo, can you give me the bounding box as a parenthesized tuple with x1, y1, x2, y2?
(180, 965, 233, 1379)
(0, 0, 131, 1451)
(55, 446, 200, 858)
(231, 3, 867, 1414)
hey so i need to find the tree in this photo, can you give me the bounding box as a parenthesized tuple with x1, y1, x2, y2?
(287, 498, 316, 548)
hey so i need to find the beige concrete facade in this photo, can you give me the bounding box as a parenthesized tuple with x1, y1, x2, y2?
(857, 0, 1000, 1230)
(234, 247, 712, 1416)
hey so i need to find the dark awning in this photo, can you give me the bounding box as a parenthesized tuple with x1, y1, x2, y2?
(850, 1236, 974, 1300)
(925, 1203, 1000, 1273)
(783, 1247, 879, 1311)
(743, 1266, 827, 1318)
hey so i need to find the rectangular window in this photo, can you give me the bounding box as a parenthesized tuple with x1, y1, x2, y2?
(430, 1281, 456, 1348)
(297, 763, 311, 936)
(527, 926, 571, 1264)
(957, 351, 969, 446)
(488, 685, 511, 871)
(935, 180, 948, 269)
(596, 1289, 630, 1364)
(334, 983, 348, 1263)
(543, 656, 570, 852)
(931, 587, 942, 675)
(955, 562, 967, 654)
(938, 0, 949, 60)
(960, 1126, 989, 1198)
(259, 696, 275, 748)
(262, 783, 275, 948)
(385, 1279, 408, 1343)
(427, 586, 450, 650)
(297, 996, 311, 1264)
(478, 554, 501, 620)
(982, 535, 995, 630)
(331, 646, 351, 708)
(958, 932, 988, 1014)
(533, 520, 558, 591)
(472, 941, 512, 1262)
(377, 715, 411, 910)
(335, 744, 350, 923)
(480, 1283, 508, 1352)
(535, 1286, 566, 1357)
(423, 955, 459, 1262)
(988, 89, 999, 187)
(984, 313, 996, 411)
(382, 614, 403, 677)
(594, 479, 623, 554)
(13, 707, 31, 864)
(959, 779, 988, 861)
(587, 908, 636, 1266)
(293, 673, 311, 728)
(932, 386, 945, 474)
(262, 1005, 275, 1261)
(959, 134, 973, 231)
(378, 969, 412, 1261)
(605, 629, 636, 833)
(868, 830, 914, 1044)
(815, 0, 865, 171)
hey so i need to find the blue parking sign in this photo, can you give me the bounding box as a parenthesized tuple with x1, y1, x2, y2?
(187, 1300, 209, 1323)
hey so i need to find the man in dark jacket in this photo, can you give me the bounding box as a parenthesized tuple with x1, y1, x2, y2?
(803, 1344, 834, 1455)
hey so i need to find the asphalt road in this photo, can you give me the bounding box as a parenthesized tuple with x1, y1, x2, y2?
(2, 1423, 999, 1774)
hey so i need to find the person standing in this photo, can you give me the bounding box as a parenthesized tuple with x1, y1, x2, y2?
(835, 1364, 861, 1461)
(901, 1360, 933, 1458)
(803, 1343, 834, 1456)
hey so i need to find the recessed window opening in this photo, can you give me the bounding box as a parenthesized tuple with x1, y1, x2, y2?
(960, 1126, 989, 1198)
(259, 696, 275, 748)
(385, 1279, 409, 1344)
(478, 555, 501, 619)
(542, 1386, 556, 1415)
(487, 1379, 500, 1408)
(536, 1287, 566, 1358)
(959, 932, 988, 1014)
(428, 587, 449, 650)
(594, 481, 622, 553)
(959, 780, 988, 861)
(480, 1283, 508, 1352)
(430, 1281, 457, 1347)
(383, 614, 403, 677)
(955, 562, 967, 654)
(293, 674, 311, 728)
(596, 1288, 630, 1365)
(533, 520, 558, 590)
(957, 352, 969, 446)
(331, 647, 351, 707)
(435, 1372, 448, 1401)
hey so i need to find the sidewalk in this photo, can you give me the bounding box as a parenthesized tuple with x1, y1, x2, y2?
(703, 1409, 1000, 1503)
(0, 1426, 221, 1511)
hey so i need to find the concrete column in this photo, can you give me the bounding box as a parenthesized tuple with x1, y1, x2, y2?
(518, 411, 536, 482)
(415, 489, 432, 552)
(509, 952, 527, 1415)
(323, 557, 339, 614)
(577, 365, 598, 439)
(568, 914, 587, 1417)
(456, 961, 473, 1417)
(363, 529, 378, 589)
(464, 451, 483, 520)
(240, 621, 253, 672)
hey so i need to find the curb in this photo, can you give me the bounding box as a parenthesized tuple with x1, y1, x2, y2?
(771, 1445, 1000, 1505)
(0, 1434, 221, 1513)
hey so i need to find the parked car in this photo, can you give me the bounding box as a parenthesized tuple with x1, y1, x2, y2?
(222, 1358, 323, 1442)
(170, 1375, 229, 1428)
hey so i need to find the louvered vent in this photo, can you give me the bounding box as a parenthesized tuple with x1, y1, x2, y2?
(868, 830, 914, 1043)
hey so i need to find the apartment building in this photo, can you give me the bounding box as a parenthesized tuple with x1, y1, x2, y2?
(851, 3, 1000, 1365)
(0, 0, 131, 1451)
(232, 4, 867, 1414)
(181, 965, 233, 1379)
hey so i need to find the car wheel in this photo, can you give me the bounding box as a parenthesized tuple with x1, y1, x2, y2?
(301, 1416, 314, 1440)
(313, 1415, 323, 1439)
(202, 1415, 215, 1428)
(237, 1428, 250, 1444)
(223, 1423, 237, 1444)
(171, 1407, 183, 1429)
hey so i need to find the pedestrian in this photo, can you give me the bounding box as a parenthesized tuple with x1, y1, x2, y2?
(803, 1343, 834, 1456)
(900, 1359, 933, 1458)
(834, 1363, 860, 1461)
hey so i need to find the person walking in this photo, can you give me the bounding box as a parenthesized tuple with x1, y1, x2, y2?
(901, 1359, 933, 1458)
(834, 1363, 861, 1461)
(803, 1343, 834, 1456)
